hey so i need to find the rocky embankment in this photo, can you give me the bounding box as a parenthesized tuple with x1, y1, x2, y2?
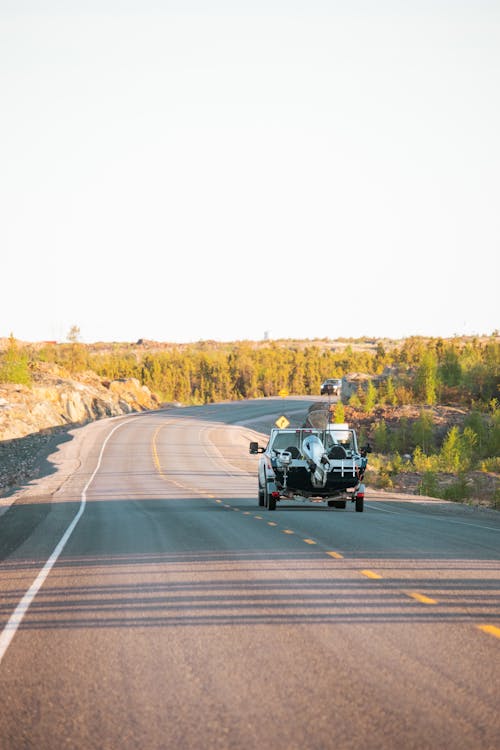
(0, 363, 159, 495)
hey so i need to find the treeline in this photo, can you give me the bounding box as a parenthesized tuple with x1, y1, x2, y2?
(1, 334, 499, 502)
(1, 335, 499, 407)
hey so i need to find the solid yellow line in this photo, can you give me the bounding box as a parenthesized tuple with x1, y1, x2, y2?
(361, 570, 383, 579)
(151, 426, 164, 476)
(326, 551, 344, 559)
(283, 529, 294, 535)
(478, 625, 500, 640)
(303, 539, 317, 545)
(407, 592, 438, 605)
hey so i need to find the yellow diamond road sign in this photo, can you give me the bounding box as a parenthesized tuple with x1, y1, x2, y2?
(275, 415, 290, 429)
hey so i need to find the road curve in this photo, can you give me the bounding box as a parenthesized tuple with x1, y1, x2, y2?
(0, 398, 499, 750)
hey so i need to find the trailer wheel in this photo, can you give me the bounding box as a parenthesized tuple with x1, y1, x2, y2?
(264, 484, 277, 511)
(355, 495, 364, 512)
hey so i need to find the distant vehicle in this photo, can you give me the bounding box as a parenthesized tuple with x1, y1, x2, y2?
(320, 378, 342, 396)
(249, 424, 370, 511)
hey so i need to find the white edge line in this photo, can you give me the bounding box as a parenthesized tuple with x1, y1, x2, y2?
(0, 419, 133, 664)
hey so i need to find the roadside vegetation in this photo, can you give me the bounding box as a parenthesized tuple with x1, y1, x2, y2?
(1, 332, 499, 507)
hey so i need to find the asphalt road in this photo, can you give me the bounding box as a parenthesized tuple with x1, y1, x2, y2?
(0, 398, 499, 750)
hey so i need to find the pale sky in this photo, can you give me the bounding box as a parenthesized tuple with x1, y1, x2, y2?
(1, 1, 499, 344)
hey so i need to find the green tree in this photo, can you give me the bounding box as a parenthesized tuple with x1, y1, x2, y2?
(439, 346, 462, 386)
(66, 325, 87, 373)
(332, 400, 345, 423)
(415, 350, 439, 405)
(389, 416, 411, 454)
(363, 380, 377, 413)
(411, 410, 435, 454)
(459, 426, 479, 471)
(384, 376, 397, 406)
(372, 420, 389, 453)
(439, 426, 462, 472)
(0, 334, 31, 385)
(419, 471, 440, 497)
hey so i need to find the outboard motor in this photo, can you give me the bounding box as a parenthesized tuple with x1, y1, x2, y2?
(302, 434, 330, 488)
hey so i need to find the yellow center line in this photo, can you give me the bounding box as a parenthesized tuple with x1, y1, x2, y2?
(283, 529, 295, 535)
(361, 570, 383, 579)
(326, 551, 344, 559)
(152, 426, 195, 491)
(254, 515, 263, 520)
(215, 499, 222, 504)
(242, 511, 251, 515)
(478, 625, 500, 640)
(151, 426, 165, 477)
(303, 539, 317, 545)
(267, 522, 278, 526)
(232, 508, 239, 511)
(406, 592, 438, 605)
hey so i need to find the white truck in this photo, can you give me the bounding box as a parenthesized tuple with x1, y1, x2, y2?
(249, 423, 370, 511)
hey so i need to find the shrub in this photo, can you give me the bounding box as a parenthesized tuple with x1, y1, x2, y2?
(419, 471, 440, 497)
(442, 476, 471, 501)
(0, 334, 31, 386)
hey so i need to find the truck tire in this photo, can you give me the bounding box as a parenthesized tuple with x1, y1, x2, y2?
(258, 481, 265, 507)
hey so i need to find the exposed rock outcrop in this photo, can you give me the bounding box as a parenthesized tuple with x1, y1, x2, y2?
(0, 363, 158, 442)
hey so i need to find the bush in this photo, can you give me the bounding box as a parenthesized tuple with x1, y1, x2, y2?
(442, 476, 471, 501)
(419, 471, 440, 497)
(480, 457, 500, 472)
(0, 334, 31, 386)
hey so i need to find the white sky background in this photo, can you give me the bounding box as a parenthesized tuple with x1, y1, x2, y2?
(1, 0, 499, 344)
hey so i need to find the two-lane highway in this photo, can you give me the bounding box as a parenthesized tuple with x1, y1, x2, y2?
(0, 399, 499, 749)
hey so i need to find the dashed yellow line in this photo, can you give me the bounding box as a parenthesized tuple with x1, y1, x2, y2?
(175, 490, 500, 644)
(361, 570, 383, 580)
(478, 625, 500, 640)
(406, 592, 438, 605)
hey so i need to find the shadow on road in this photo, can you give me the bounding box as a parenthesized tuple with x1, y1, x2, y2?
(1, 546, 499, 630)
